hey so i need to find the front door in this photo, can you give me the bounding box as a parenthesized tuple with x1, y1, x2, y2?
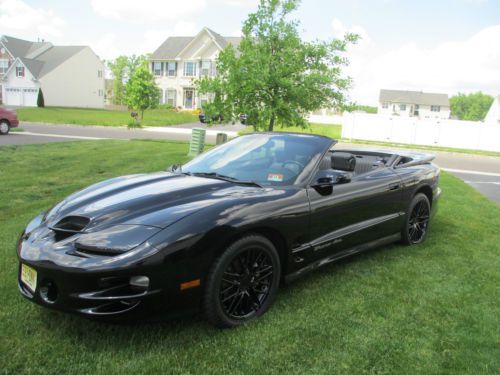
(184, 89, 194, 109)
(306, 166, 404, 259)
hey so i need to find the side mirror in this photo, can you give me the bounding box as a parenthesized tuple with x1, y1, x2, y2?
(311, 170, 351, 189)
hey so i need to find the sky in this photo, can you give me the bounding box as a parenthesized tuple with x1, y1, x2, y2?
(1, 0, 499, 105)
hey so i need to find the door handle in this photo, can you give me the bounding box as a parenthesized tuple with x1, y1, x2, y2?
(388, 183, 400, 191)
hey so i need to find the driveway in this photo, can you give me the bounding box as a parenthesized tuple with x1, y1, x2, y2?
(1, 122, 499, 203)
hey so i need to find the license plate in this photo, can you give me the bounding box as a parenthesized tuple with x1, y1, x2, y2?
(21, 264, 37, 293)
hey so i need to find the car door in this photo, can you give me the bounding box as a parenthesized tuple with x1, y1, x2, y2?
(305, 165, 404, 260)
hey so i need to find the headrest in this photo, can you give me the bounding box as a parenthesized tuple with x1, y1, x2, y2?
(331, 152, 356, 172)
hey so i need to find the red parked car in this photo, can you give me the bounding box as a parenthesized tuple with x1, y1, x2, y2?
(0, 107, 19, 135)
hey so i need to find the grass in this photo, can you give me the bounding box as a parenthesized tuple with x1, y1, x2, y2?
(16, 107, 198, 127)
(1, 140, 499, 374)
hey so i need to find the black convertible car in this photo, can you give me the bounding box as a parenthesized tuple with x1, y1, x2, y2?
(17, 133, 441, 327)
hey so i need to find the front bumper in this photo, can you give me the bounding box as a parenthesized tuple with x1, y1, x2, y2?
(16, 224, 203, 319)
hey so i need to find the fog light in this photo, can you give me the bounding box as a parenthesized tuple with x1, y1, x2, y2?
(40, 279, 58, 304)
(129, 276, 149, 289)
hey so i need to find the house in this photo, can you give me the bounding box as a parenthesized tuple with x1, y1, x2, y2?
(484, 95, 500, 124)
(150, 28, 241, 109)
(0, 35, 105, 108)
(378, 89, 450, 119)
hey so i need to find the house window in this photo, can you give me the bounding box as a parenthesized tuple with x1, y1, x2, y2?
(184, 62, 196, 77)
(0, 59, 8, 74)
(165, 89, 176, 107)
(97, 70, 103, 78)
(98, 89, 103, 96)
(153, 62, 162, 76)
(16, 66, 24, 77)
(431, 105, 440, 112)
(167, 62, 176, 77)
(399, 104, 406, 111)
(201, 61, 212, 77)
(382, 102, 389, 109)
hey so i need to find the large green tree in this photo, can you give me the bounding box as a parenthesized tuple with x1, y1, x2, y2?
(125, 66, 161, 119)
(197, 0, 358, 131)
(450, 92, 494, 121)
(108, 55, 148, 105)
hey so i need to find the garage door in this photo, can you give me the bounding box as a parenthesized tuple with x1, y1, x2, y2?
(23, 88, 38, 107)
(5, 87, 22, 106)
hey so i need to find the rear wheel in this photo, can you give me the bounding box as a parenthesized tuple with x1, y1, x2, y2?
(204, 235, 281, 328)
(0, 121, 10, 135)
(401, 193, 431, 245)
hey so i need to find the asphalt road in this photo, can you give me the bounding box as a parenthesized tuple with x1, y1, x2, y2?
(2, 122, 499, 203)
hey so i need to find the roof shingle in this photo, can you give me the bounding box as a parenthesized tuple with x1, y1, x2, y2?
(379, 89, 450, 106)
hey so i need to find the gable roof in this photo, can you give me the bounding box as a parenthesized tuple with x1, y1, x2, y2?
(379, 89, 450, 106)
(35, 46, 86, 77)
(1, 35, 89, 79)
(151, 28, 241, 60)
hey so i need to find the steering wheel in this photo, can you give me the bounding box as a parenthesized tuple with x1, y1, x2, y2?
(282, 160, 304, 173)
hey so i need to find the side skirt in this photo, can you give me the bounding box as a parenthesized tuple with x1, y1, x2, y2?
(284, 233, 401, 284)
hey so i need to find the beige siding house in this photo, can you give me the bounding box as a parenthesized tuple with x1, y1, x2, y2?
(0, 35, 105, 108)
(378, 89, 450, 119)
(150, 28, 241, 109)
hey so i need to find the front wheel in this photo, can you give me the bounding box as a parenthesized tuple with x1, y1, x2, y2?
(401, 193, 431, 245)
(0, 121, 10, 135)
(203, 235, 281, 328)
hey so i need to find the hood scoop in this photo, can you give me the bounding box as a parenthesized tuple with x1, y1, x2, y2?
(50, 215, 90, 242)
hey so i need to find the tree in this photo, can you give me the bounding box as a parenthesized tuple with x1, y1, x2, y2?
(197, 0, 358, 131)
(108, 55, 148, 105)
(450, 92, 494, 121)
(125, 66, 160, 119)
(37, 88, 45, 107)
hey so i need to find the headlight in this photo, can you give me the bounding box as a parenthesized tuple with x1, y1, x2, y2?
(75, 225, 161, 255)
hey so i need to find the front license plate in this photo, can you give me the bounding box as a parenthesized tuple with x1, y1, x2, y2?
(21, 264, 37, 293)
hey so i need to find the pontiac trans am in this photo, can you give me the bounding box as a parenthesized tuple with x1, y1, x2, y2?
(17, 133, 441, 327)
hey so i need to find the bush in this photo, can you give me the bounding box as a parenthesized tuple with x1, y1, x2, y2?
(37, 89, 45, 107)
(158, 103, 175, 110)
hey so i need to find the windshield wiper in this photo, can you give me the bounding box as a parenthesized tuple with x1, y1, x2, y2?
(189, 172, 263, 188)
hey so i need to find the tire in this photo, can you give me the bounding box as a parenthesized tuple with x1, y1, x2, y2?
(0, 120, 10, 135)
(401, 193, 431, 245)
(203, 234, 281, 328)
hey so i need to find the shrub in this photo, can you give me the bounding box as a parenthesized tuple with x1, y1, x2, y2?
(37, 88, 45, 107)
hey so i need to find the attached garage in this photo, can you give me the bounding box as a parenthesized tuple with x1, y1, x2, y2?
(4, 87, 38, 107)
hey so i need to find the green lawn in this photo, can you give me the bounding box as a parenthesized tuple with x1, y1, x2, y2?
(1, 140, 499, 374)
(16, 107, 198, 127)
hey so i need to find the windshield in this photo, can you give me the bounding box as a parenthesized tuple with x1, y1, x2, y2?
(181, 133, 330, 186)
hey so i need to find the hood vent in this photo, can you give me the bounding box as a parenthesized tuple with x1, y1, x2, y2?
(50, 216, 90, 242)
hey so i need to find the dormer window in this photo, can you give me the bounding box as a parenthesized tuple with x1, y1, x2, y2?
(16, 65, 24, 78)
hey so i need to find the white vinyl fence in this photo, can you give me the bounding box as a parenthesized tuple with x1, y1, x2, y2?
(340, 113, 500, 152)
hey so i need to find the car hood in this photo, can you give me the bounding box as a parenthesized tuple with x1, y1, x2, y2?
(44, 172, 262, 231)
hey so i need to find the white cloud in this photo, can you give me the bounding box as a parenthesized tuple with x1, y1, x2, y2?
(0, 0, 65, 39)
(85, 21, 199, 60)
(339, 21, 500, 105)
(90, 0, 206, 24)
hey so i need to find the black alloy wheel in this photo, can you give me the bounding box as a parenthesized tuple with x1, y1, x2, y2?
(204, 235, 281, 328)
(402, 193, 431, 245)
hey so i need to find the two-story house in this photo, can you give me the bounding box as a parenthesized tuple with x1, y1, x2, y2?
(0, 35, 105, 108)
(378, 89, 450, 119)
(150, 28, 241, 110)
